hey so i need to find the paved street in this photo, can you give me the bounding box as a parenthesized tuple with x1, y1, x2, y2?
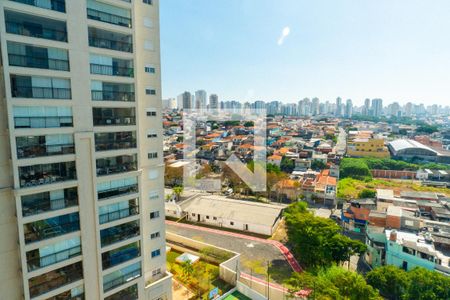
(166, 222, 294, 284)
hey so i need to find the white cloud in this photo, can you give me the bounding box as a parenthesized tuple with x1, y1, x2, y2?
(277, 26, 290, 45)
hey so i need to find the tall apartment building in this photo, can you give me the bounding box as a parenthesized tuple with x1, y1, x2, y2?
(0, 1, 172, 299)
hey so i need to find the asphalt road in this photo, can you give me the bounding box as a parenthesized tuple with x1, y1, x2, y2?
(166, 223, 293, 284)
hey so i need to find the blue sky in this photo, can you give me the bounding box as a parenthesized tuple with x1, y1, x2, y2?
(160, 0, 450, 106)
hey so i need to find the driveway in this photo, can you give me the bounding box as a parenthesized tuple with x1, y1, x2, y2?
(166, 222, 294, 284)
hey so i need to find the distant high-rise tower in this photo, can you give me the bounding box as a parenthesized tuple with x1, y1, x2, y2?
(0, 1, 172, 299)
(345, 99, 353, 118)
(311, 97, 320, 116)
(182, 91, 192, 109)
(335, 97, 343, 117)
(209, 94, 219, 110)
(195, 90, 207, 110)
(363, 98, 370, 115)
(371, 98, 383, 117)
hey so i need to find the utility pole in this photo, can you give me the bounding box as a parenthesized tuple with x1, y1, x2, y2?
(267, 260, 271, 300)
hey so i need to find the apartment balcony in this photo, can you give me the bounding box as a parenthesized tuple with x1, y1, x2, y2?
(104, 284, 138, 300)
(5, 10, 67, 42)
(26, 243, 81, 272)
(93, 107, 136, 126)
(90, 63, 133, 77)
(91, 90, 135, 102)
(17, 133, 75, 159)
(21, 187, 78, 217)
(95, 131, 136, 151)
(103, 263, 141, 293)
(28, 262, 83, 298)
(87, 7, 131, 28)
(10, 0, 66, 13)
(100, 221, 140, 247)
(12, 85, 71, 99)
(99, 200, 139, 225)
(24, 212, 80, 244)
(89, 27, 132, 53)
(14, 116, 73, 129)
(8, 53, 69, 71)
(19, 161, 76, 188)
(96, 154, 137, 176)
(97, 182, 138, 200)
(47, 287, 84, 300)
(102, 241, 140, 270)
(10, 74, 71, 99)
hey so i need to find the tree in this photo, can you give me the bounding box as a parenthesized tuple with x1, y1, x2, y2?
(173, 186, 184, 201)
(358, 189, 376, 198)
(244, 121, 254, 127)
(180, 260, 194, 280)
(284, 202, 366, 268)
(366, 266, 450, 300)
(165, 164, 183, 186)
(286, 267, 381, 300)
(311, 159, 327, 170)
(416, 125, 439, 134)
(366, 266, 410, 300)
(340, 158, 372, 180)
(280, 156, 295, 173)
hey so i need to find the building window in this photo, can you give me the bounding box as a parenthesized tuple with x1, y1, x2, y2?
(145, 88, 156, 95)
(146, 110, 156, 116)
(145, 65, 155, 73)
(230, 221, 234, 225)
(143, 0, 153, 4)
(144, 17, 153, 28)
(147, 132, 157, 138)
(148, 152, 158, 159)
(206, 216, 209, 219)
(144, 40, 153, 51)
(152, 268, 161, 276)
(148, 169, 158, 179)
(151, 249, 161, 258)
(213, 217, 217, 220)
(149, 190, 159, 200)
(150, 211, 160, 219)
(192, 213, 196, 217)
(150, 232, 160, 239)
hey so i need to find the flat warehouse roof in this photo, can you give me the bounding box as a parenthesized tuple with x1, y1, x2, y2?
(181, 195, 284, 227)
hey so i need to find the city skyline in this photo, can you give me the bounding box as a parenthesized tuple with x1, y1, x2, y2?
(160, 0, 450, 106)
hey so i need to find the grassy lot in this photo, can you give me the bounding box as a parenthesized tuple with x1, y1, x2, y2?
(167, 250, 233, 299)
(338, 178, 450, 199)
(223, 291, 252, 300)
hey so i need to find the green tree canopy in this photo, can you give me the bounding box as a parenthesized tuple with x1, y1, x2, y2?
(286, 267, 381, 300)
(358, 188, 376, 198)
(284, 202, 367, 268)
(366, 265, 410, 300)
(280, 156, 295, 173)
(340, 158, 372, 180)
(311, 159, 327, 170)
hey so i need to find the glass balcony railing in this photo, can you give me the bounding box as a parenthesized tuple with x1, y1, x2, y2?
(96, 154, 138, 176)
(104, 284, 138, 300)
(91, 90, 135, 102)
(89, 36, 132, 53)
(100, 221, 140, 247)
(95, 132, 136, 151)
(17, 142, 74, 159)
(87, 8, 132, 28)
(26, 244, 81, 272)
(46, 287, 84, 300)
(12, 85, 71, 99)
(10, 0, 66, 13)
(19, 161, 76, 188)
(93, 108, 136, 126)
(24, 212, 80, 244)
(103, 266, 141, 293)
(102, 242, 140, 270)
(8, 53, 69, 71)
(28, 262, 83, 298)
(90, 63, 134, 77)
(99, 202, 139, 225)
(14, 116, 73, 129)
(21, 187, 78, 217)
(97, 183, 138, 200)
(5, 21, 67, 42)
